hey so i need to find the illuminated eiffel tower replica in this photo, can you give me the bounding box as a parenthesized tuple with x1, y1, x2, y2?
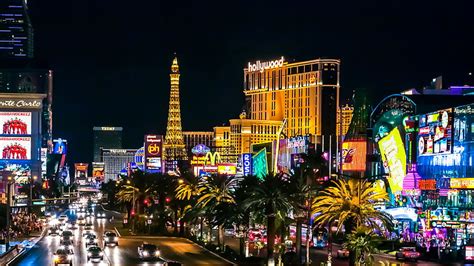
(164, 56, 188, 172)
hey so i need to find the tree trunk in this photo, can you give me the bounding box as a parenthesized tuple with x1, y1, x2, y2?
(267, 215, 276, 264)
(173, 210, 178, 234)
(179, 218, 185, 236)
(219, 224, 225, 250)
(296, 220, 302, 263)
(345, 219, 356, 266)
(239, 236, 245, 257)
(217, 224, 221, 248)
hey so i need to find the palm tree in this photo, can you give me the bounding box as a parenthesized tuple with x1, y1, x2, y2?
(195, 175, 237, 248)
(311, 178, 393, 232)
(243, 174, 293, 264)
(344, 226, 382, 265)
(311, 178, 393, 266)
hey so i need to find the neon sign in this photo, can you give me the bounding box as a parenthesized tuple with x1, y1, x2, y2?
(378, 128, 406, 194)
(242, 153, 252, 176)
(247, 57, 284, 73)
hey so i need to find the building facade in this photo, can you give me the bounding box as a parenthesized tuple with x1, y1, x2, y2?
(0, 0, 33, 59)
(102, 149, 136, 182)
(337, 103, 354, 137)
(243, 57, 340, 143)
(183, 131, 213, 155)
(93, 126, 123, 162)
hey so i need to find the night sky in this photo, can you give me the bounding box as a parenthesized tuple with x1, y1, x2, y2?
(29, 0, 474, 164)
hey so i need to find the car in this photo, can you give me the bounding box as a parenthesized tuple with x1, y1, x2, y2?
(336, 248, 350, 258)
(60, 230, 74, 243)
(87, 246, 104, 262)
(96, 212, 106, 219)
(67, 222, 78, 230)
(53, 248, 73, 266)
(58, 214, 68, 223)
(85, 234, 98, 247)
(138, 243, 160, 259)
(84, 223, 93, 231)
(60, 239, 74, 248)
(83, 231, 96, 238)
(48, 227, 60, 236)
(77, 217, 85, 225)
(395, 247, 420, 261)
(103, 231, 119, 246)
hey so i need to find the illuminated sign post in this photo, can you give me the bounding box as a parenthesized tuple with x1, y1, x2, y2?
(144, 135, 163, 173)
(378, 128, 407, 194)
(242, 153, 252, 176)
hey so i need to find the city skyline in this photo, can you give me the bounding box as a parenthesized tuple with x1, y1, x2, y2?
(26, 0, 474, 163)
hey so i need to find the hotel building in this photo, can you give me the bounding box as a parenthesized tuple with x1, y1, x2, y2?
(337, 103, 354, 137)
(244, 57, 340, 149)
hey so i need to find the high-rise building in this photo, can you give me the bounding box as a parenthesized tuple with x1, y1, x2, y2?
(337, 103, 354, 137)
(93, 127, 123, 162)
(102, 149, 136, 182)
(183, 131, 213, 155)
(244, 57, 340, 149)
(164, 57, 187, 171)
(0, 0, 33, 59)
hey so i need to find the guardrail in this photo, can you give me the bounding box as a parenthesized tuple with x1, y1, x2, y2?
(0, 245, 24, 266)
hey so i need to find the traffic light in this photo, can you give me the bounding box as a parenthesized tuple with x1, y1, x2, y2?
(165, 197, 171, 203)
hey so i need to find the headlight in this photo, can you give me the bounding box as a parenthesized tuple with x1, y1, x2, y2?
(155, 250, 160, 256)
(114, 237, 118, 241)
(143, 251, 149, 256)
(48, 230, 51, 233)
(94, 239, 98, 243)
(68, 255, 73, 260)
(53, 255, 59, 261)
(99, 252, 104, 256)
(88, 252, 92, 256)
(60, 245, 65, 249)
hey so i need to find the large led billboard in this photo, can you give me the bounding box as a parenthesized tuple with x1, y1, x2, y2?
(0, 136, 31, 160)
(342, 141, 367, 171)
(0, 112, 32, 135)
(378, 128, 406, 194)
(418, 108, 452, 156)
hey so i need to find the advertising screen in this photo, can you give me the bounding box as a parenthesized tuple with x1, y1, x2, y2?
(53, 138, 67, 154)
(378, 128, 406, 194)
(418, 108, 452, 156)
(253, 148, 268, 180)
(0, 136, 31, 160)
(0, 112, 32, 135)
(342, 141, 367, 171)
(92, 162, 105, 179)
(466, 246, 474, 261)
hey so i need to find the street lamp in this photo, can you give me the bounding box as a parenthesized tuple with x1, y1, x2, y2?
(29, 175, 37, 213)
(5, 176, 13, 249)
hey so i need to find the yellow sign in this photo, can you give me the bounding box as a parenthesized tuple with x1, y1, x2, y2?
(450, 178, 474, 189)
(378, 128, 406, 194)
(217, 165, 237, 175)
(147, 143, 160, 155)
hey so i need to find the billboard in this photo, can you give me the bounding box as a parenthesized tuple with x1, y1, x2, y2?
(217, 164, 237, 175)
(378, 128, 406, 194)
(53, 138, 67, 154)
(342, 141, 367, 171)
(242, 153, 252, 176)
(144, 135, 163, 172)
(253, 148, 268, 180)
(450, 178, 474, 189)
(0, 136, 31, 160)
(418, 108, 452, 156)
(92, 162, 105, 179)
(74, 163, 88, 178)
(0, 112, 32, 135)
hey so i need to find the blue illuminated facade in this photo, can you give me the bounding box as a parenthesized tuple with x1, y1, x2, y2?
(0, 0, 33, 59)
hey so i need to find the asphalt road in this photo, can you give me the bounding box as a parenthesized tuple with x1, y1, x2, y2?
(13, 207, 231, 266)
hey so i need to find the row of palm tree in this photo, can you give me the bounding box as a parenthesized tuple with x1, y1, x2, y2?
(104, 163, 393, 265)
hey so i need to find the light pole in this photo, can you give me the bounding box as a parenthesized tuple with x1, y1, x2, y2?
(6, 176, 12, 250)
(29, 175, 37, 213)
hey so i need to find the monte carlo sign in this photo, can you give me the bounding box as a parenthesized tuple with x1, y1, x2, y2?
(0, 94, 45, 110)
(248, 57, 284, 73)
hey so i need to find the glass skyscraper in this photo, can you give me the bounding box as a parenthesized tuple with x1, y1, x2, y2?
(0, 0, 33, 59)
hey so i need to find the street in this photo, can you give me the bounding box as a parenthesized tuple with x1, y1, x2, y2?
(13, 207, 231, 266)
